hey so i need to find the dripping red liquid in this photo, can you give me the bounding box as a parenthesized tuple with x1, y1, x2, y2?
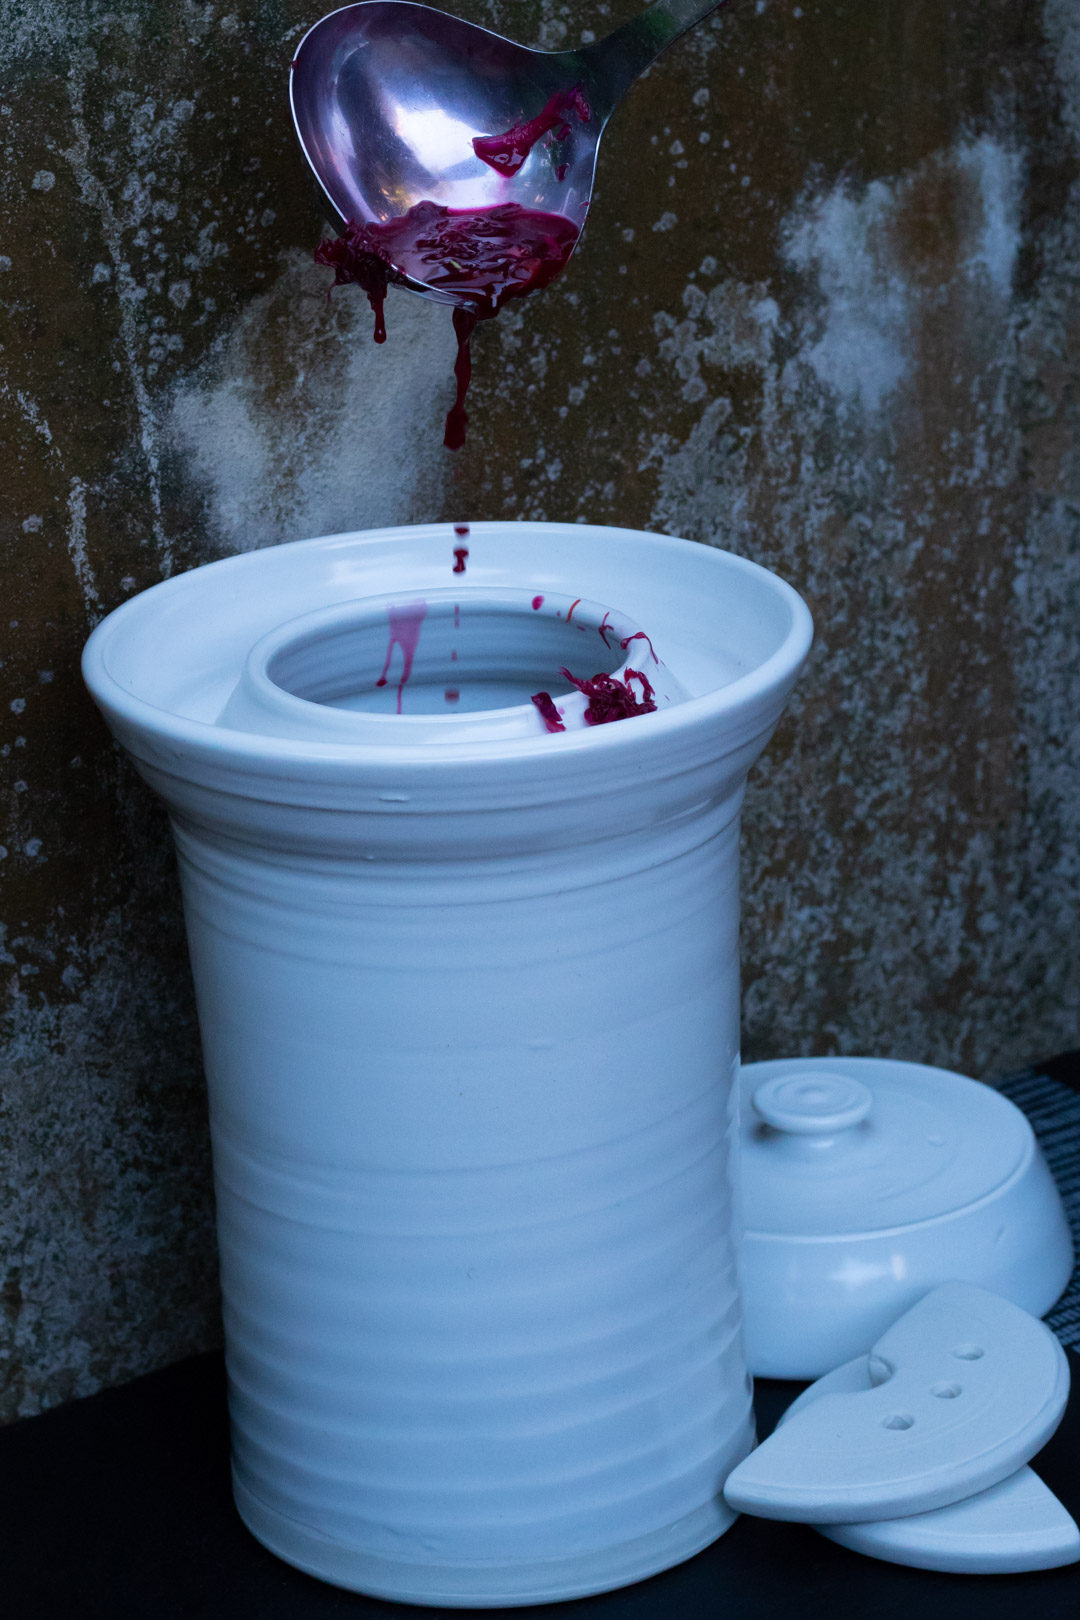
(472, 85, 591, 178)
(452, 546, 469, 574)
(445, 308, 476, 452)
(531, 595, 544, 610)
(375, 600, 428, 714)
(316, 201, 579, 449)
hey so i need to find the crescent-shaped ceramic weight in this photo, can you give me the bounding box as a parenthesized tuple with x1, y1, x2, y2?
(725, 1282, 1070, 1525)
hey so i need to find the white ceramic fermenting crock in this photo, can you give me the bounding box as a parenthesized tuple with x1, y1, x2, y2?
(82, 522, 812, 1607)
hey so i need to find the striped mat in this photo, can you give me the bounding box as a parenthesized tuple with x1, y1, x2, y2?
(998, 1051, 1080, 1349)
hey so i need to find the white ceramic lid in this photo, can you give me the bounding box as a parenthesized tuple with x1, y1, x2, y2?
(742, 1057, 1031, 1236)
(737, 1058, 1075, 1379)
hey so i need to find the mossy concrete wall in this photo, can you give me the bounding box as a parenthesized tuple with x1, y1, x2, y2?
(2, 0, 1079, 1417)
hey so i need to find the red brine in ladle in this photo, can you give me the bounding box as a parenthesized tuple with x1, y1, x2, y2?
(316, 201, 580, 449)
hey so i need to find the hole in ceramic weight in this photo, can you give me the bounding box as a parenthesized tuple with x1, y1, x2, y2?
(951, 1344, 985, 1361)
(931, 1382, 962, 1399)
(266, 590, 636, 717)
(883, 1414, 915, 1430)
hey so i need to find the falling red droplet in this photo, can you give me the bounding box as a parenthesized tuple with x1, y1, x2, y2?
(315, 201, 580, 448)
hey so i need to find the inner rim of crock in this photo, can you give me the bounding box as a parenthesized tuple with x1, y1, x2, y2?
(263, 589, 643, 718)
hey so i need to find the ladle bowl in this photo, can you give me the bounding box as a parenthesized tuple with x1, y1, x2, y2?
(290, 0, 730, 305)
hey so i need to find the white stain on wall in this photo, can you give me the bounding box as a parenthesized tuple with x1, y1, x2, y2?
(1045, 0, 1080, 141)
(643, 129, 1053, 1068)
(65, 477, 101, 619)
(964, 136, 1023, 297)
(783, 178, 912, 414)
(60, 71, 175, 574)
(782, 136, 1021, 416)
(168, 252, 453, 554)
(0, 385, 101, 617)
(649, 134, 1023, 545)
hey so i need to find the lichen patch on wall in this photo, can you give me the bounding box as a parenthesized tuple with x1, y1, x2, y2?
(0, 903, 217, 1419)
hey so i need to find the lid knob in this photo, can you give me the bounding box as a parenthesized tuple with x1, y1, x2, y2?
(752, 1071, 873, 1136)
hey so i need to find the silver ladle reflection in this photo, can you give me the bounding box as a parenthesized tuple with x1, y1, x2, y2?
(290, 0, 733, 306)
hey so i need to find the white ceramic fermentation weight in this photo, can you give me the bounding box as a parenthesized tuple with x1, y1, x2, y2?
(774, 1337, 1080, 1574)
(82, 522, 812, 1607)
(725, 1282, 1070, 1523)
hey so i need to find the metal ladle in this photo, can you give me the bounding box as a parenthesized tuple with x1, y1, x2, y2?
(290, 0, 732, 306)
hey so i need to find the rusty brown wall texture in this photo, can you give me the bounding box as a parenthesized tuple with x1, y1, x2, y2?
(2, 0, 1079, 1418)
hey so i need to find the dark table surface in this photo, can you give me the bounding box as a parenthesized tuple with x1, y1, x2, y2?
(7, 1049, 1080, 1620)
(6, 1347, 1080, 1620)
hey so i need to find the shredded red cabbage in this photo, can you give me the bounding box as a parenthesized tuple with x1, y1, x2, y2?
(472, 86, 591, 178)
(558, 666, 657, 725)
(530, 691, 566, 733)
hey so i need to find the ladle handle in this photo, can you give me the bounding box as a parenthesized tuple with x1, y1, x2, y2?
(581, 0, 733, 113)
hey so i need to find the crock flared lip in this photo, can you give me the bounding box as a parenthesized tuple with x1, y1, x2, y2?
(82, 522, 814, 772)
